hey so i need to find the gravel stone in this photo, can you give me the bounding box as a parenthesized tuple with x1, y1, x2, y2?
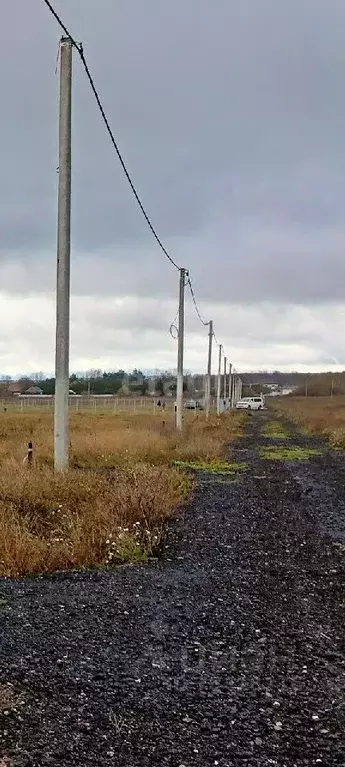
(0, 414, 344, 766)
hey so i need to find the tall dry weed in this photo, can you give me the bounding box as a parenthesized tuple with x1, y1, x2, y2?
(0, 408, 244, 576)
(273, 396, 345, 447)
(0, 462, 190, 576)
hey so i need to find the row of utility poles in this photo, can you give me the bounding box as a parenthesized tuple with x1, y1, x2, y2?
(53, 38, 242, 471)
(162, 264, 244, 431)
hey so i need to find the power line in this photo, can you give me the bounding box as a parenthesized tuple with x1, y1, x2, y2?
(187, 277, 209, 326)
(42, 1, 230, 363)
(169, 308, 179, 340)
(213, 330, 220, 347)
(41, 0, 81, 50)
(41, 0, 180, 271)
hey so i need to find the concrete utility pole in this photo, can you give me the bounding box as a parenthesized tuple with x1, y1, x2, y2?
(205, 320, 213, 419)
(233, 375, 242, 407)
(228, 362, 233, 406)
(223, 356, 227, 400)
(216, 344, 222, 416)
(238, 378, 243, 402)
(231, 370, 235, 408)
(176, 268, 186, 430)
(54, 37, 73, 472)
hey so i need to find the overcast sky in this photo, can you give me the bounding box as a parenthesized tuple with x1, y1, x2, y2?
(1, 0, 345, 375)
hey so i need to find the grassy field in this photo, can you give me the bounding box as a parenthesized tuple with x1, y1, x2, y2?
(272, 396, 345, 448)
(0, 409, 245, 577)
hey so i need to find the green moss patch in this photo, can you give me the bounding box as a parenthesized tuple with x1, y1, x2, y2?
(261, 420, 291, 439)
(260, 446, 322, 461)
(173, 459, 247, 476)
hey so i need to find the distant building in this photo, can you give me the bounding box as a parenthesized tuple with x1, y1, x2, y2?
(24, 385, 43, 396)
(266, 386, 296, 397)
(8, 382, 23, 396)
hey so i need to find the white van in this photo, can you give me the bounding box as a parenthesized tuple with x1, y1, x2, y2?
(236, 396, 264, 411)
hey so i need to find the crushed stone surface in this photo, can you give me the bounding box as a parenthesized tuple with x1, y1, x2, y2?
(0, 413, 344, 766)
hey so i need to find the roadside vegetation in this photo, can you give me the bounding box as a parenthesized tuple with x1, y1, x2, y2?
(261, 420, 291, 439)
(272, 396, 345, 449)
(0, 410, 246, 577)
(260, 445, 322, 461)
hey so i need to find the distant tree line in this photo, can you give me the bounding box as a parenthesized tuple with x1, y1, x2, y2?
(292, 373, 345, 397)
(1, 369, 345, 398)
(1, 370, 195, 397)
(242, 371, 345, 397)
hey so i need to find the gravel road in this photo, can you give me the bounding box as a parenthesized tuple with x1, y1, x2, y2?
(0, 413, 344, 766)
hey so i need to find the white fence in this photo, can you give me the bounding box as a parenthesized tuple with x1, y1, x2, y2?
(0, 396, 161, 413)
(0, 396, 229, 414)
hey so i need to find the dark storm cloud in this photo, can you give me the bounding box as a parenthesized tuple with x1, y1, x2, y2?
(1, 0, 345, 308)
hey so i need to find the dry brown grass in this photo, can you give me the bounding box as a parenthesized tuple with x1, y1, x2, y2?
(0, 409, 245, 467)
(0, 462, 189, 577)
(272, 396, 345, 447)
(0, 409, 245, 577)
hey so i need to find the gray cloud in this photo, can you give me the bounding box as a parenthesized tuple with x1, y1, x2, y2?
(1, 0, 345, 372)
(1, 291, 345, 375)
